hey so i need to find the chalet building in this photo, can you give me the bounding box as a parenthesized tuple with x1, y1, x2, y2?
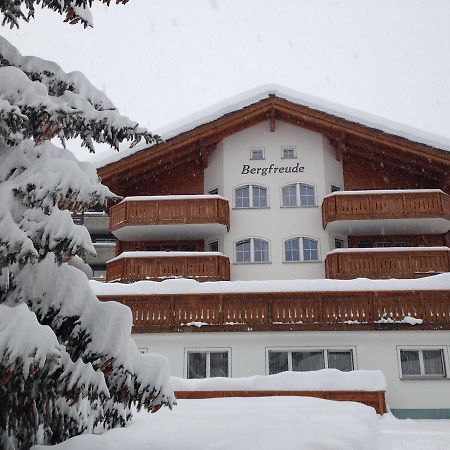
(87, 88, 450, 419)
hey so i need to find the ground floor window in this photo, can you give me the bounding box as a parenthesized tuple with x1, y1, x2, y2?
(398, 348, 447, 379)
(267, 348, 354, 375)
(186, 349, 230, 379)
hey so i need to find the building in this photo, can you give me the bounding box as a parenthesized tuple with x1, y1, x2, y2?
(88, 88, 450, 418)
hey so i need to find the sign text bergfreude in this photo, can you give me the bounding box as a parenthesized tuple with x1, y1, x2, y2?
(241, 162, 305, 176)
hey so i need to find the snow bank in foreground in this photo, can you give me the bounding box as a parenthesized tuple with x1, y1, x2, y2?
(171, 369, 387, 392)
(91, 272, 450, 296)
(33, 397, 380, 450)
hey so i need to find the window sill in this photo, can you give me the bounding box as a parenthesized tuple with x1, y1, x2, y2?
(280, 205, 318, 209)
(233, 262, 272, 265)
(282, 260, 322, 264)
(400, 376, 448, 381)
(232, 207, 270, 210)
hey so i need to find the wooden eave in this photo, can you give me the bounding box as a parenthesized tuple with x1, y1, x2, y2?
(98, 96, 450, 185)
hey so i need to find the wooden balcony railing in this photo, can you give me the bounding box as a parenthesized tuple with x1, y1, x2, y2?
(109, 196, 230, 232)
(325, 248, 450, 279)
(174, 390, 387, 415)
(106, 252, 230, 282)
(322, 190, 450, 228)
(97, 289, 450, 333)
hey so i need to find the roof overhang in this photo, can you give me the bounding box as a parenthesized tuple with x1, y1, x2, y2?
(98, 94, 450, 192)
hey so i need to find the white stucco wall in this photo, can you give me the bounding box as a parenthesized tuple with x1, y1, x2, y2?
(203, 120, 344, 280)
(133, 330, 450, 411)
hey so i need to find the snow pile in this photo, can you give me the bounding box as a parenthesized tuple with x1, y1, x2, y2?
(171, 369, 387, 392)
(91, 272, 450, 296)
(107, 251, 223, 263)
(33, 396, 381, 450)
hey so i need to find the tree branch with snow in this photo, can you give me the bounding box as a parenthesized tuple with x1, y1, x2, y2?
(0, 25, 173, 450)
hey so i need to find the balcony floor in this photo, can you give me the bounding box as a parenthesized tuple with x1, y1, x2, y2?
(326, 217, 449, 236)
(112, 223, 228, 241)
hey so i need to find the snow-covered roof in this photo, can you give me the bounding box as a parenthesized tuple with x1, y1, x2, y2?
(91, 273, 450, 296)
(94, 84, 450, 169)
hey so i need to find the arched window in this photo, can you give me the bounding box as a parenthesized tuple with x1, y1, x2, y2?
(235, 238, 270, 263)
(283, 237, 320, 262)
(234, 185, 268, 208)
(281, 183, 316, 207)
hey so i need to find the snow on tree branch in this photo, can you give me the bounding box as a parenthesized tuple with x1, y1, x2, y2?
(0, 36, 163, 151)
(0, 24, 172, 449)
(1, 0, 130, 29)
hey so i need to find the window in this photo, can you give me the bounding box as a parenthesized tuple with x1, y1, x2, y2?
(208, 240, 219, 252)
(208, 187, 219, 195)
(281, 146, 296, 159)
(331, 185, 341, 193)
(281, 183, 316, 207)
(234, 185, 268, 208)
(375, 241, 390, 248)
(235, 238, 270, 263)
(394, 241, 410, 247)
(250, 148, 265, 160)
(334, 238, 344, 249)
(283, 237, 320, 262)
(186, 349, 230, 379)
(268, 348, 354, 375)
(399, 348, 446, 379)
(358, 241, 373, 248)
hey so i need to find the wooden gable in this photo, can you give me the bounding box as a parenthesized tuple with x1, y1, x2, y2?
(98, 95, 450, 196)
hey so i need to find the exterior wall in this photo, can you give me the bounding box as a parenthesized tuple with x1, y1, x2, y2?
(203, 121, 344, 280)
(118, 240, 204, 253)
(343, 154, 440, 191)
(133, 330, 450, 411)
(114, 160, 204, 197)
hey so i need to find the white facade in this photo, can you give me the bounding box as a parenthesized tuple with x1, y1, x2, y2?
(133, 330, 450, 412)
(204, 121, 345, 280)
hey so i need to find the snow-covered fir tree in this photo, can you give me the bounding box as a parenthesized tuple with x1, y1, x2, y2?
(0, 9, 174, 450)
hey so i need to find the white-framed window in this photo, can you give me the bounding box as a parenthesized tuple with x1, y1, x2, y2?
(250, 147, 265, 160)
(235, 238, 270, 263)
(185, 348, 231, 379)
(207, 240, 219, 252)
(208, 187, 219, 195)
(398, 347, 447, 379)
(283, 237, 320, 262)
(234, 184, 268, 208)
(281, 146, 296, 159)
(281, 183, 316, 207)
(267, 347, 355, 375)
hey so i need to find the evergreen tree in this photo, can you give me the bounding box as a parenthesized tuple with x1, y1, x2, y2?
(0, 7, 173, 450)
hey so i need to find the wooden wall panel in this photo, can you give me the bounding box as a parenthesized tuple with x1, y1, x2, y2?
(348, 234, 447, 248)
(113, 160, 204, 197)
(343, 154, 440, 191)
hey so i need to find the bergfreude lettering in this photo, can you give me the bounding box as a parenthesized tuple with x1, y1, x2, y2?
(241, 162, 305, 176)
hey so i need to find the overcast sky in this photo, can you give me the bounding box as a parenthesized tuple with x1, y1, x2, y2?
(3, 0, 450, 161)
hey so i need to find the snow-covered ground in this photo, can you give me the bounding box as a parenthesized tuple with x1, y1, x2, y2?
(33, 397, 450, 450)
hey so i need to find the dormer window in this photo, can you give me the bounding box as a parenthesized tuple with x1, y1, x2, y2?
(250, 148, 265, 160)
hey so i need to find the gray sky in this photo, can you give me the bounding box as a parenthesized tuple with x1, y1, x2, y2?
(3, 0, 450, 161)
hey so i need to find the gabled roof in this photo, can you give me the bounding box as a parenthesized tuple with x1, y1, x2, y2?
(97, 85, 450, 190)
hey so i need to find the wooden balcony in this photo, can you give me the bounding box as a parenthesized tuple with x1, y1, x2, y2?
(106, 252, 230, 282)
(325, 248, 450, 280)
(322, 190, 450, 235)
(109, 195, 230, 240)
(96, 289, 450, 333)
